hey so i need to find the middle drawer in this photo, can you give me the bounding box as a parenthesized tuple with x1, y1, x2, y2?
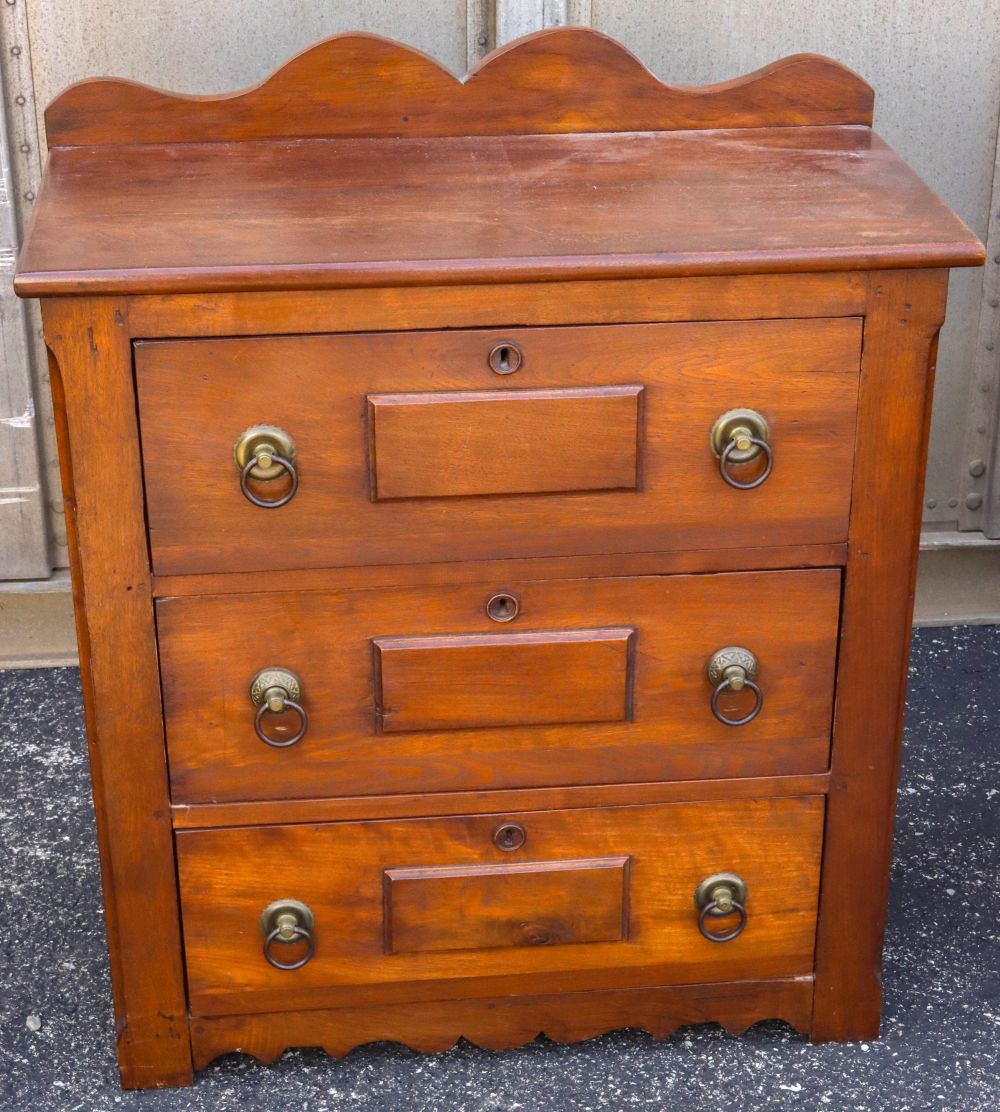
(158, 568, 840, 803)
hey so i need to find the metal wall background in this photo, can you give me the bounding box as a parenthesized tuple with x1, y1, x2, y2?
(3, 0, 999, 582)
(587, 0, 1000, 531)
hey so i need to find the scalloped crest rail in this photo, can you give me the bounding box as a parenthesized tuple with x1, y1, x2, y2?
(44, 28, 874, 148)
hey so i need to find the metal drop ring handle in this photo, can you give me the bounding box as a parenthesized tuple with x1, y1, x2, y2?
(240, 452, 298, 508)
(710, 409, 772, 490)
(695, 873, 749, 943)
(250, 668, 307, 748)
(254, 697, 308, 748)
(710, 675, 763, 727)
(260, 900, 315, 971)
(234, 424, 298, 509)
(720, 435, 773, 490)
(706, 647, 763, 727)
(697, 898, 748, 943)
(263, 923, 314, 970)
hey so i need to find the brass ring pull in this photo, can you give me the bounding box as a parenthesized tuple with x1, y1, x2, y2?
(240, 452, 298, 508)
(710, 408, 772, 490)
(254, 698, 307, 747)
(719, 435, 773, 490)
(706, 647, 763, 727)
(234, 425, 299, 509)
(697, 897, 748, 942)
(250, 668, 307, 748)
(260, 899, 315, 971)
(695, 873, 748, 943)
(711, 675, 763, 726)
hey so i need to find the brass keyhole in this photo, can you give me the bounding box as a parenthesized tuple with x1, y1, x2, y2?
(486, 591, 520, 622)
(488, 340, 523, 375)
(493, 822, 527, 851)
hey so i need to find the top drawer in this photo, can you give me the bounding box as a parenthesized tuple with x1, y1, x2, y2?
(135, 318, 861, 576)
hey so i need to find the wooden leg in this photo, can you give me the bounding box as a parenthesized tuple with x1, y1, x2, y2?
(810, 270, 949, 1041)
(45, 298, 193, 1088)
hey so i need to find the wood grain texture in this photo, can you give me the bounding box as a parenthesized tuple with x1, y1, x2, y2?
(812, 269, 950, 1040)
(170, 771, 832, 831)
(374, 628, 634, 733)
(152, 542, 849, 600)
(42, 29, 875, 149)
(42, 299, 192, 1089)
(368, 386, 642, 500)
(383, 857, 630, 954)
(176, 797, 824, 1017)
(126, 272, 870, 339)
(157, 569, 841, 803)
(189, 976, 815, 1067)
(15, 128, 983, 298)
(136, 319, 862, 576)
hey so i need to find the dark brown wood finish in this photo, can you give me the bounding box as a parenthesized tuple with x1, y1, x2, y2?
(812, 269, 951, 1039)
(157, 570, 841, 803)
(16, 27, 985, 1087)
(176, 797, 824, 1018)
(189, 977, 815, 1067)
(135, 320, 861, 575)
(42, 299, 192, 1088)
(43, 29, 874, 148)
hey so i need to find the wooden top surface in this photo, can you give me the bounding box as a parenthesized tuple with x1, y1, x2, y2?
(14, 30, 983, 297)
(16, 126, 983, 296)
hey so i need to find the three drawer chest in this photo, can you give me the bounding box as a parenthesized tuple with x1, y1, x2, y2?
(15, 28, 984, 1088)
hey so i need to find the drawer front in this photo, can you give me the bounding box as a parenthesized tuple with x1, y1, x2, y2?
(177, 796, 824, 1017)
(158, 568, 840, 803)
(135, 318, 861, 575)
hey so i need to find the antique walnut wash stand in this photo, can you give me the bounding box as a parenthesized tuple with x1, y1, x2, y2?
(15, 29, 984, 1089)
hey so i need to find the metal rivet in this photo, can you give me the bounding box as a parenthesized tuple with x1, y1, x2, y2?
(18, 142, 29, 153)
(477, 33, 488, 46)
(979, 425, 988, 435)
(10, 45, 21, 56)
(23, 190, 34, 201)
(14, 94, 25, 106)
(987, 342, 996, 352)
(966, 493, 983, 511)
(969, 459, 987, 478)
(948, 498, 959, 508)
(926, 498, 937, 509)
(981, 382, 991, 393)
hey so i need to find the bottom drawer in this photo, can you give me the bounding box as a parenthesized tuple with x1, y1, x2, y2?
(177, 796, 824, 1017)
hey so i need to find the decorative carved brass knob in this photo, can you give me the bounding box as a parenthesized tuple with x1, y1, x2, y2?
(234, 424, 298, 508)
(710, 408, 773, 490)
(706, 646, 763, 726)
(249, 668, 308, 748)
(694, 873, 748, 942)
(259, 899, 315, 970)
